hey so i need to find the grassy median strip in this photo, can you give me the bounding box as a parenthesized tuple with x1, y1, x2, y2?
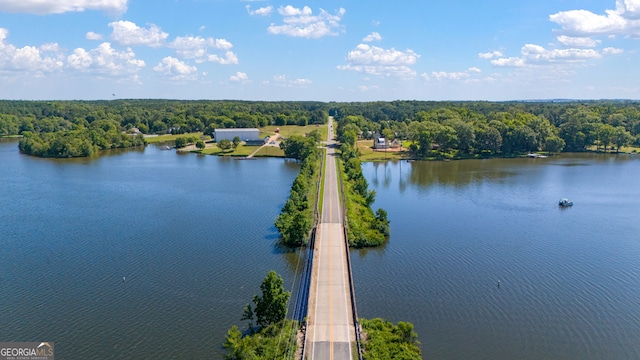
(318, 148, 327, 216)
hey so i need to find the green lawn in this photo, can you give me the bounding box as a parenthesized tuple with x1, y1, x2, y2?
(196, 143, 259, 156)
(356, 140, 408, 161)
(260, 124, 328, 139)
(144, 132, 208, 144)
(585, 144, 640, 153)
(252, 146, 285, 157)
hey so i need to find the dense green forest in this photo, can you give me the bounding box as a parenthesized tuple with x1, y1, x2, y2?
(330, 100, 640, 156)
(0, 100, 327, 157)
(1, 100, 639, 158)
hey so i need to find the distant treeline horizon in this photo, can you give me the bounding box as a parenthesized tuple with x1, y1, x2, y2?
(1, 99, 639, 157)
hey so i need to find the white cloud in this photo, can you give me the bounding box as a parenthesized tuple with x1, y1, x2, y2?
(424, 67, 482, 81)
(478, 50, 503, 59)
(109, 21, 168, 48)
(272, 74, 312, 87)
(358, 85, 379, 92)
(344, 44, 419, 66)
(557, 35, 600, 47)
(290, 78, 312, 85)
(230, 71, 248, 81)
(205, 51, 238, 65)
(363, 32, 382, 42)
(489, 43, 610, 68)
(338, 64, 417, 78)
(491, 57, 526, 67)
(550, 0, 640, 37)
(86, 32, 103, 41)
(153, 56, 198, 80)
(67, 42, 145, 76)
(338, 43, 419, 79)
(267, 6, 346, 38)
(603, 46, 624, 54)
(0, 28, 64, 73)
(522, 43, 602, 61)
(0, 0, 128, 15)
(246, 5, 272, 16)
(169, 36, 237, 64)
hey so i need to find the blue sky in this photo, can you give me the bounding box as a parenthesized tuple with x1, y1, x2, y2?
(0, 0, 638, 101)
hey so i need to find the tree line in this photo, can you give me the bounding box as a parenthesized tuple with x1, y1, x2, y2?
(0, 100, 328, 138)
(18, 119, 146, 157)
(4, 99, 639, 158)
(275, 133, 322, 247)
(337, 120, 390, 247)
(331, 101, 640, 156)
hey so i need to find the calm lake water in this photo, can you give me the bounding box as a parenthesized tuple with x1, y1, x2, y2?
(0, 139, 301, 359)
(355, 155, 640, 360)
(2, 138, 639, 359)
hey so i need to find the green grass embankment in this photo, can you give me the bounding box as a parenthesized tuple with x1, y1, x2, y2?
(318, 148, 327, 216)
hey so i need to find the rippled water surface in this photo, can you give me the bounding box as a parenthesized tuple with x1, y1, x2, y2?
(354, 155, 640, 360)
(0, 140, 301, 359)
(3, 138, 640, 360)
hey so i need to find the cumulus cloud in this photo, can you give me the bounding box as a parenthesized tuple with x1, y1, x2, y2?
(478, 50, 503, 59)
(0, 28, 65, 74)
(67, 42, 145, 76)
(201, 51, 237, 65)
(491, 57, 526, 67)
(487, 43, 616, 68)
(169, 36, 237, 64)
(109, 21, 168, 48)
(229, 71, 248, 81)
(363, 32, 382, 42)
(0, 0, 128, 15)
(153, 56, 198, 80)
(246, 5, 272, 16)
(424, 67, 481, 81)
(603, 46, 624, 54)
(550, 0, 640, 37)
(522, 43, 602, 61)
(86, 31, 103, 41)
(272, 74, 312, 87)
(337, 43, 420, 79)
(267, 6, 346, 38)
(344, 44, 419, 66)
(557, 35, 600, 47)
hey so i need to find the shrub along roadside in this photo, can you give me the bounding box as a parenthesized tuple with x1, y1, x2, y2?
(275, 135, 321, 247)
(223, 271, 298, 360)
(339, 141, 390, 247)
(360, 318, 421, 360)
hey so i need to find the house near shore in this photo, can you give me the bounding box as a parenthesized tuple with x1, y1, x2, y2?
(213, 128, 263, 145)
(373, 134, 387, 149)
(373, 133, 401, 150)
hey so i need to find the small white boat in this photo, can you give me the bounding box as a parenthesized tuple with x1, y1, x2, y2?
(559, 198, 573, 207)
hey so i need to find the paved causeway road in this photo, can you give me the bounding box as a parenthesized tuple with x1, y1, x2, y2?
(306, 117, 355, 360)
